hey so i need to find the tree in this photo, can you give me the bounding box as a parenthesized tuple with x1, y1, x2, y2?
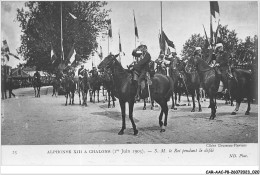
(16, 1, 110, 73)
(181, 24, 240, 62)
(181, 34, 207, 61)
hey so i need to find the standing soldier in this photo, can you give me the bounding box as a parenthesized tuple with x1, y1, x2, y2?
(131, 42, 151, 101)
(8, 76, 15, 98)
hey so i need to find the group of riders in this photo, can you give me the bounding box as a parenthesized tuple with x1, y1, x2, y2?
(49, 40, 247, 105)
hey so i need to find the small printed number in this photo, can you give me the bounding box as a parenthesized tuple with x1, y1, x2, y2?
(12, 151, 17, 155)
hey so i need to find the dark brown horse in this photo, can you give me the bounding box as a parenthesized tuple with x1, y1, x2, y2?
(99, 67, 116, 108)
(168, 58, 190, 110)
(32, 75, 41, 98)
(79, 70, 90, 106)
(89, 74, 102, 103)
(184, 61, 202, 112)
(61, 75, 76, 106)
(229, 68, 253, 115)
(51, 78, 60, 97)
(99, 54, 174, 135)
(187, 56, 220, 119)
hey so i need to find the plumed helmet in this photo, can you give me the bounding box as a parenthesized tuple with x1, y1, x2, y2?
(215, 43, 223, 49)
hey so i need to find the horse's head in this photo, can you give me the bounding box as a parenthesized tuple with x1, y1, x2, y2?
(98, 54, 119, 70)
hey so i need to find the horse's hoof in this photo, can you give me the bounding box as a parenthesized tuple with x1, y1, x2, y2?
(174, 108, 177, 110)
(176, 104, 180, 106)
(151, 107, 153, 110)
(160, 129, 166, 132)
(65, 104, 67, 106)
(188, 103, 191, 106)
(143, 107, 146, 110)
(198, 109, 202, 112)
(191, 109, 195, 112)
(231, 112, 236, 115)
(118, 130, 124, 135)
(245, 111, 250, 115)
(134, 130, 138, 135)
(209, 115, 215, 120)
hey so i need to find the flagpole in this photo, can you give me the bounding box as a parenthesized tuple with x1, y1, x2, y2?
(108, 32, 109, 55)
(61, 2, 64, 62)
(160, 1, 163, 54)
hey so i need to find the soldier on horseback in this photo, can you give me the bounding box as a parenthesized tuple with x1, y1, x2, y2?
(131, 42, 151, 101)
(34, 69, 41, 80)
(89, 67, 98, 77)
(214, 43, 232, 92)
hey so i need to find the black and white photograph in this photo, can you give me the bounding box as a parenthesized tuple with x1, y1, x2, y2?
(1, 0, 259, 174)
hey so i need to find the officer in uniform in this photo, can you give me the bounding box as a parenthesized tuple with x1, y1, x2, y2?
(214, 43, 232, 92)
(131, 42, 151, 101)
(89, 67, 98, 77)
(34, 69, 41, 80)
(78, 65, 85, 79)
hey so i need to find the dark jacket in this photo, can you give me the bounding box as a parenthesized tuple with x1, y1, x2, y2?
(133, 52, 151, 72)
(216, 51, 229, 67)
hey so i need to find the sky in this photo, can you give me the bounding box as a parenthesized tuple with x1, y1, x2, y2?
(1, 1, 258, 70)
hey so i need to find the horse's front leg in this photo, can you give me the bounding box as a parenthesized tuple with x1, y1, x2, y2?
(79, 88, 81, 105)
(143, 98, 146, 110)
(65, 93, 68, 106)
(209, 95, 216, 120)
(231, 100, 241, 115)
(97, 90, 99, 103)
(128, 100, 138, 135)
(107, 90, 111, 108)
(118, 100, 126, 135)
(171, 94, 177, 110)
(161, 99, 168, 132)
(196, 88, 202, 112)
(69, 93, 72, 105)
(191, 90, 195, 112)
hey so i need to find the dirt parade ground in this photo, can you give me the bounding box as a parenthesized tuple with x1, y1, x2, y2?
(1, 86, 258, 145)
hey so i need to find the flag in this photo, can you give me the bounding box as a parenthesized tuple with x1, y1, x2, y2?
(68, 12, 77, 19)
(67, 44, 76, 65)
(119, 33, 122, 52)
(2, 40, 10, 53)
(107, 19, 112, 38)
(162, 31, 175, 49)
(133, 10, 139, 38)
(214, 20, 220, 44)
(210, 1, 219, 18)
(51, 44, 57, 64)
(202, 24, 210, 48)
(210, 22, 214, 46)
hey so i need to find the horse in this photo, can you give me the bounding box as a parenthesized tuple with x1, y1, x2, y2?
(32, 76, 41, 97)
(99, 68, 116, 108)
(168, 58, 190, 110)
(184, 61, 202, 112)
(187, 56, 220, 119)
(98, 54, 174, 135)
(79, 70, 90, 106)
(51, 78, 60, 97)
(89, 74, 102, 103)
(229, 68, 253, 115)
(61, 75, 76, 106)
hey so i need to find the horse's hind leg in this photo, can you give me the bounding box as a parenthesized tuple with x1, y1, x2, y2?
(161, 99, 168, 132)
(79, 89, 81, 105)
(191, 90, 195, 112)
(107, 90, 111, 108)
(171, 94, 177, 110)
(97, 90, 99, 103)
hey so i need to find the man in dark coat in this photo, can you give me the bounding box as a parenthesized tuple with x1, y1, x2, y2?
(214, 43, 231, 91)
(131, 43, 151, 100)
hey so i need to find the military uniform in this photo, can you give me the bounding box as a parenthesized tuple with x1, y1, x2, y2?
(215, 50, 230, 90)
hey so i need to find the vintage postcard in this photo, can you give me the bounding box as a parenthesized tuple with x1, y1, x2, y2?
(1, 0, 259, 174)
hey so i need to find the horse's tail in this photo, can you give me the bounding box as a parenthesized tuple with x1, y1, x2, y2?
(164, 76, 174, 101)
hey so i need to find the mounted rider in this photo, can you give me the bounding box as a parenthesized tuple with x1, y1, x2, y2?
(214, 43, 232, 92)
(131, 42, 151, 101)
(34, 68, 41, 82)
(89, 66, 98, 77)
